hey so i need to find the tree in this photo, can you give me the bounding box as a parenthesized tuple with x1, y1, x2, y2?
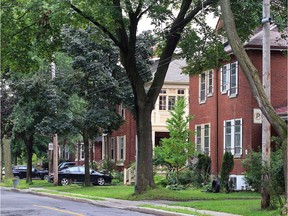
(8, 72, 68, 183)
(220, 152, 234, 193)
(219, 0, 287, 209)
(154, 98, 194, 185)
(64, 0, 218, 194)
(57, 27, 125, 186)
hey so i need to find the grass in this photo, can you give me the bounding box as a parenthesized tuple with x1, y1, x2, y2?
(140, 204, 210, 216)
(1, 178, 283, 216)
(170, 199, 282, 216)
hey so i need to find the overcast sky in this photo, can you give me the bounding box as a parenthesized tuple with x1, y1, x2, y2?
(137, 13, 218, 34)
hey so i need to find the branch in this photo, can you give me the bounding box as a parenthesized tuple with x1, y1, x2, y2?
(10, 22, 37, 38)
(69, 3, 123, 50)
(174, 0, 216, 31)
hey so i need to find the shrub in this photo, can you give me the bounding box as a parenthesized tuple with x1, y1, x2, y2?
(220, 152, 234, 193)
(193, 154, 211, 187)
(242, 148, 285, 208)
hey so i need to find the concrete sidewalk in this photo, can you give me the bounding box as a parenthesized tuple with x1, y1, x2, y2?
(2, 187, 241, 216)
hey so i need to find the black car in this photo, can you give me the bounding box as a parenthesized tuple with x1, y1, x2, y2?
(13, 165, 49, 180)
(48, 166, 112, 186)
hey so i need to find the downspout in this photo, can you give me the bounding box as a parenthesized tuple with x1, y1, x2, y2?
(216, 68, 219, 176)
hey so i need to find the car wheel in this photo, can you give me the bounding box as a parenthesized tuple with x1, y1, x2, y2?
(60, 177, 69, 186)
(97, 177, 105, 186)
(43, 175, 49, 181)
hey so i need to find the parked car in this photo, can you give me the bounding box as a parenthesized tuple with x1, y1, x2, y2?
(48, 166, 112, 186)
(58, 162, 76, 171)
(13, 165, 49, 180)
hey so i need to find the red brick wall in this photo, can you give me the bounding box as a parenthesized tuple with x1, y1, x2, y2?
(108, 108, 137, 170)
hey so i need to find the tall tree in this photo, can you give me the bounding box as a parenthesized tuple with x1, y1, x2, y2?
(219, 0, 287, 210)
(8, 72, 68, 183)
(64, 0, 218, 194)
(57, 28, 125, 186)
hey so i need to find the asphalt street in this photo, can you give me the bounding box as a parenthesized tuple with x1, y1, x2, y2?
(0, 189, 156, 216)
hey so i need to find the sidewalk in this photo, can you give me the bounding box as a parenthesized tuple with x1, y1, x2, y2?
(2, 187, 241, 216)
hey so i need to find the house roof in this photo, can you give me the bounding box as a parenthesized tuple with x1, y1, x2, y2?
(275, 106, 288, 121)
(225, 25, 288, 53)
(150, 58, 189, 83)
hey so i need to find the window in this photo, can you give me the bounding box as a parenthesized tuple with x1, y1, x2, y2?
(119, 103, 125, 119)
(159, 90, 167, 110)
(199, 70, 213, 104)
(65, 145, 70, 160)
(177, 89, 185, 95)
(221, 62, 238, 97)
(80, 144, 85, 160)
(200, 73, 206, 103)
(168, 96, 176, 110)
(224, 119, 242, 156)
(117, 136, 126, 161)
(159, 89, 187, 110)
(110, 138, 115, 161)
(195, 123, 210, 155)
(208, 70, 213, 95)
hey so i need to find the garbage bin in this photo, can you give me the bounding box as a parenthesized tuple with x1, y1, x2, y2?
(212, 179, 220, 193)
(12, 178, 19, 188)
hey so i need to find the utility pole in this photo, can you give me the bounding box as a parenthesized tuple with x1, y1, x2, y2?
(51, 61, 58, 186)
(261, 0, 271, 209)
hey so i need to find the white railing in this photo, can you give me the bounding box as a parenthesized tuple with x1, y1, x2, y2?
(124, 166, 135, 185)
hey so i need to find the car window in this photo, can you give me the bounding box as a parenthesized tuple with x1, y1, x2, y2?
(78, 167, 85, 173)
(68, 167, 79, 172)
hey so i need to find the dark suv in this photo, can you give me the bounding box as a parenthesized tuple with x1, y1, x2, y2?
(13, 165, 49, 180)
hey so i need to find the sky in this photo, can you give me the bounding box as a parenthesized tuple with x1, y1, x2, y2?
(137, 13, 218, 34)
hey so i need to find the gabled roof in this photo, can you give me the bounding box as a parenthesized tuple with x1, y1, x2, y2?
(225, 25, 288, 53)
(150, 58, 189, 83)
(275, 106, 288, 121)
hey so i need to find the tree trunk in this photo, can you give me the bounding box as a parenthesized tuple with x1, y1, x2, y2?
(3, 135, 13, 179)
(25, 135, 33, 184)
(135, 105, 155, 193)
(83, 127, 91, 186)
(220, 0, 287, 209)
(261, 171, 271, 209)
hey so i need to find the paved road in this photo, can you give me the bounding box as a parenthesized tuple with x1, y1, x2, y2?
(0, 189, 156, 216)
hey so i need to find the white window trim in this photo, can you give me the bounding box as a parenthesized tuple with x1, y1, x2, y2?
(195, 123, 211, 155)
(220, 62, 238, 97)
(228, 62, 238, 98)
(159, 88, 188, 110)
(110, 138, 115, 161)
(207, 70, 214, 97)
(80, 143, 84, 161)
(199, 70, 214, 104)
(119, 103, 125, 119)
(117, 136, 126, 161)
(65, 145, 70, 160)
(199, 73, 207, 104)
(223, 118, 243, 157)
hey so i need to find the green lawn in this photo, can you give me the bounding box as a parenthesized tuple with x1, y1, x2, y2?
(170, 199, 281, 216)
(1, 179, 283, 216)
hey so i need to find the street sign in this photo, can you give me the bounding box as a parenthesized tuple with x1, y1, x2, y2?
(48, 143, 53, 150)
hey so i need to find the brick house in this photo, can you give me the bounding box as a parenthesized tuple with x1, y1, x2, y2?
(100, 58, 190, 172)
(189, 24, 287, 190)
